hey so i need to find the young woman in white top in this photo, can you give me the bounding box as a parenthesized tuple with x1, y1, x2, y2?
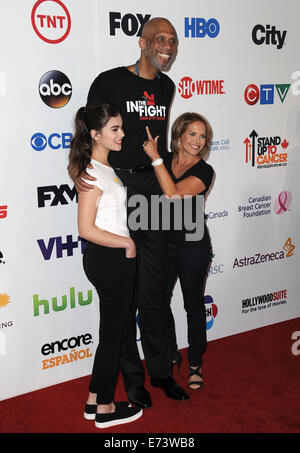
(69, 103, 143, 429)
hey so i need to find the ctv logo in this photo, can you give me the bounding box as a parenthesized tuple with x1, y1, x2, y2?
(244, 83, 290, 105)
(252, 24, 287, 49)
(39, 70, 72, 108)
(244, 130, 289, 168)
(0, 205, 8, 219)
(31, 0, 71, 44)
(37, 184, 77, 207)
(178, 77, 225, 99)
(31, 132, 72, 151)
(184, 17, 220, 38)
(37, 235, 86, 260)
(109, 12, 151, 36)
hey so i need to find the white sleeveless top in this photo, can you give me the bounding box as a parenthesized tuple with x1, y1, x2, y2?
(83, 159, 130, 238)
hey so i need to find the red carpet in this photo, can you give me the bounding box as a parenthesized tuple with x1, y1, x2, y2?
(1, 318, 299, 434)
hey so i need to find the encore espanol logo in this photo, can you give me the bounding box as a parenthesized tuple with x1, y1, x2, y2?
(31, 0, 71, 44)
(39, 70, 72, 108)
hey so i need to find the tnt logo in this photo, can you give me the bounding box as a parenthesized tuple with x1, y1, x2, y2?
(184, 17, 220, 38)
(31, 0, 71, 44)
(109, 12, 151, 36)
(204, 295, 218, 330)
(37, 235, 86, 260)
(37, 184, 77, 207)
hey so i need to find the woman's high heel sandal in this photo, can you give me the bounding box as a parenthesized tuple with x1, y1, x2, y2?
(188, 366, 203, 390)
(172, 350, 183, 372)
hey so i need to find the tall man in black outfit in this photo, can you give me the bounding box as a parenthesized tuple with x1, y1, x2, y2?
(70, 18, 189, 407)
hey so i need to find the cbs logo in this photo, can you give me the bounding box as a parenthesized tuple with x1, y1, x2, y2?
(39, 70, 72, 108)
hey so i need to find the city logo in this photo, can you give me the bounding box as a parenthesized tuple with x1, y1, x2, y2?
(126, 90, 167, 120)
(37, 184, 77, 207)
(109, 12, 151, 36)
(39, 70, 72, 108)
(233, 239, 295, 269)
(252, 25, 287, 49)
(31, 0, 71, 44)
(274, 191, 292, 215)
(37, 235, 86, 260)
(0, 250, 5, 264)
(30, 132, 72, 151)
(184, 17, 220, 38)
(0, 205, 7, 219)
(244, 83, 290, 105)
(242, 289, 287, 315)
(0, 293, 10, 309)
(33, 286, 93, 317)
(244, 130, 289, 169)
(204, 295, 218, 330)
(41, 333, 93, 370)
(178, 77, 225, 99)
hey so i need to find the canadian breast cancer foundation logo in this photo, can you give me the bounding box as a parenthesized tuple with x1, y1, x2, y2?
(178, 77, 225, 99)
(244, 130, 289, 169)
(204, 295, 218, 330)
(274, 191, 292, 214)
(31, 0, 71, 44)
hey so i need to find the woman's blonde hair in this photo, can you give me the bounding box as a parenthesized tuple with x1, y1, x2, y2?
(170, 112, 213, 158)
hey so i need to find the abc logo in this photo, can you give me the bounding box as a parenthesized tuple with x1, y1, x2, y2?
(39, 70, 72, 108)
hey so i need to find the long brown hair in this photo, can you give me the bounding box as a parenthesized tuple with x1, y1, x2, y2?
(69, 103, 120, 176)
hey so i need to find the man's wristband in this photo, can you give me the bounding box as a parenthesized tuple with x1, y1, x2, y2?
(151, 158, 163, 167)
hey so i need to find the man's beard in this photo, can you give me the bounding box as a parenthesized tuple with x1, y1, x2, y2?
(144, 42, 176, 72)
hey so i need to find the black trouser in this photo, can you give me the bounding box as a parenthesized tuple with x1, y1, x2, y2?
(165, 240, 212, 367)
(115, 168, 172, 382)
(83, 242, 141, 404)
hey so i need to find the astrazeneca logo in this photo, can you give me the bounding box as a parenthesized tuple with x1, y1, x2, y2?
(31, 132, 72, 151)
(109, 12, 151, 36)
(244, 83, 290, 105)
(184, 18, 220, 38)
(252, 25, 286, 49)
(178, 77, 225, 99)
(233, 239, 295, 269)
(204, 295, 218, 330)
(31, 0, 71, 44)
(0, 205, 8, 219)
(39, 70, 72, 108)
(244, 130, 289, 169)
(37, 235, 86, 260)
(274, 191, 292, 215)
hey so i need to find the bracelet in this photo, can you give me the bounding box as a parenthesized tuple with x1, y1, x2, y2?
(151, 158, 163, 167)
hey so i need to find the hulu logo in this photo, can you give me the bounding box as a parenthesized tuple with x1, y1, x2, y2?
(33, 286, 93, 317)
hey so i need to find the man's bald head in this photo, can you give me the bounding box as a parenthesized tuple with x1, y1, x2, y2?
(141, 17, 177, 41)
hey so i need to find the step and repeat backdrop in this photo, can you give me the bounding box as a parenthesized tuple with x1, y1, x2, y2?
(0, 0, 299, 400)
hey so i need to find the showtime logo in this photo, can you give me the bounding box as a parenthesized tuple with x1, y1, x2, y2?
(178, 77, 225, 99)
(31, 0, 71, 44)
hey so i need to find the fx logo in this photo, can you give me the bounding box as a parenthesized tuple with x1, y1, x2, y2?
(37, 184, 77, 207)
(109, 12, 151, 36)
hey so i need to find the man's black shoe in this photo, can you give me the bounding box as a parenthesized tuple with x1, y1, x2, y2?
(127, 386, 152, 408)
(150, 376, 190, 400)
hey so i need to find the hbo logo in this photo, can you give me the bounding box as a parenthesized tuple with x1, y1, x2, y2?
(184, 17, 220, 38)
